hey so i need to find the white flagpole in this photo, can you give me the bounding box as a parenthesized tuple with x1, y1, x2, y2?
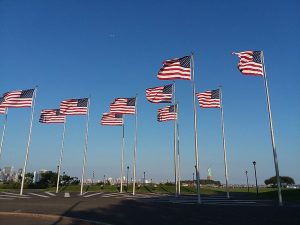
(0, 108, 8, 161)
(261, 51, 283, 205)
(132, 95, 138, 196)
(219, 87, 230, 199)
(80, 98, 90, 196)
(20, 88, 37, 195)
(191, 53, 201, 204)
(56, 117, 67, 193)
(120, 121, 125, 193)
(173, 81, 178, 197)
(176, 103, 181, 195)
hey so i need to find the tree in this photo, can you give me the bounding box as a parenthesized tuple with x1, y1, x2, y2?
(38, 171, 58, 187)
(264, 176, 295, 186)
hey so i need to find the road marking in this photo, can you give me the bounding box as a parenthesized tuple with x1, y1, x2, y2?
(83, 192, 103, 198)
(2, 192, 30, 197)
(45, 192, 56, 196)
(28, 193, 50, 198)
(64, 192, 70, 198)
(0, 197, 14, 200)
(0, 194, 31, 199)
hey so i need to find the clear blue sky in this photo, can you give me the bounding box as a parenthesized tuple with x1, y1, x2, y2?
(0, 0, 299, 185)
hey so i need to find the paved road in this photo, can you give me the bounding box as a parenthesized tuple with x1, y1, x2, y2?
(0, 191, 299, 225)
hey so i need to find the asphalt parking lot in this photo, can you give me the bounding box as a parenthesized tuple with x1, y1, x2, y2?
(0, 191, 299, 225)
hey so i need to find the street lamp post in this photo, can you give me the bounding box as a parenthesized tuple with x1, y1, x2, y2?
(193, 172, 195, 185)
(143, 171, 146, 185)
(126, 166, 129, 192)
(92, 171, 95, 185)
(252, 161, 259, 196)
(245, 170, 249, 193)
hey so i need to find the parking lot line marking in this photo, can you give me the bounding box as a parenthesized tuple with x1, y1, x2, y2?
(45, 192, 56, 196)
(28, 193, 50, 198)
(64, 192, 70, 198)
(2, 192, 30, 197)
(83, 192, 103, 198)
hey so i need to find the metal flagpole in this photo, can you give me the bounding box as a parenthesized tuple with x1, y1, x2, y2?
(80, 97, 90, 196)
(56, 117, 67, 193)
(176, 104, 181, 195)
(261, 51, 282, 206)
(120, 121, 125, 193)
(173, 81, 178, 196)
(20, 88, 37, 195)
(191, 53, 201, 203)
(132, 95, 138, 195)
(219, 87, 230, 199)
(0, 108, 8, 161)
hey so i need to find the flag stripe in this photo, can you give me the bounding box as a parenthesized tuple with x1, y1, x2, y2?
(157, 56, 191, 80)
(157, 105, 177, 122)
(146, 84, 173, 103)
(110, 98, 136, 114)
(101, 113, 123, 126)
(196, 90, 221, 108)
(0, 89, 34, 108)
(234, 51, 263, 76)
(39, 109, 65, 124)
(60, 98, 88, 115)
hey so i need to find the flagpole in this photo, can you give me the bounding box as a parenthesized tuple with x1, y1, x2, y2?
(20, 88, 37, 195)
(120, 121, 125, 193)
(261, 51, 282, 206)
(0, 108, 8, 161)
(56, 117, 67, 193)
(132, 95, 138, 196)
(80, 97, 90, 196)
(176, 103, 181, 195)
(173, 81, 178, 197)
(219, 87, 230, 199)
(191, 53, 201, 204)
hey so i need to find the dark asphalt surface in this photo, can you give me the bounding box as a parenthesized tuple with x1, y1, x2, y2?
(0, 192, 299, 225)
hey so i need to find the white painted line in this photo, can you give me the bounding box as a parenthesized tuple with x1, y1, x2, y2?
(64, 192, 70, 198)
(83, 192, 103, 198)
(2, 192, 30, 197)
(44, 192, 56, 196)
(0, 197, 14, 200)
(0, 194, 31, 199)
(28, 193, 50, 198)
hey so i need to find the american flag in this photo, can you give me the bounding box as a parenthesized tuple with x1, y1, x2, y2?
(110, 98, 136, 115)
(101, 113, 123, 126)
(60, 98, 88, 115)
(0, 97, 6, 114)
(146, 84, 173, 103)
(157, 104, 177, 122)
(196, 89, 221, 108)
(0, 89, 34, 108)
(233, 51, 263, 76)
(157, 56, 191, 80)
(39, 109, 65, 124)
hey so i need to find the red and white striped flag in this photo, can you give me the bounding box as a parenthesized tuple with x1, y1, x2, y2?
(0, 89, 34, 108)
(157, 105, 177, 122)
(233, 51, 263, 76)
(0, 107, 5, 115)
(101, 113, 123, 126)
(110, 98, 136, 115)
(157, 56, 191, 80)
(60, 98, 88, 115)
(39, 109, 65, 124)
(146, 84, 173, 103)
(196, 89, 221, 108)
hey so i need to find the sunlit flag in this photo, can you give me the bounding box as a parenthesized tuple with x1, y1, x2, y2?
(233, 51, 263, 76)
(0, 89, 34, 108)
(0, 97, 5, 114)
(196, 89, 221, 108)
(39, 109, 65, 124)
(60, 98, 88, 115)
(101, 113, 123, 126)
(157, 56, 191, 80)
(146, 84, 173, 103)
(110, 98, 136, 114)
(157, 104, 177, 122)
